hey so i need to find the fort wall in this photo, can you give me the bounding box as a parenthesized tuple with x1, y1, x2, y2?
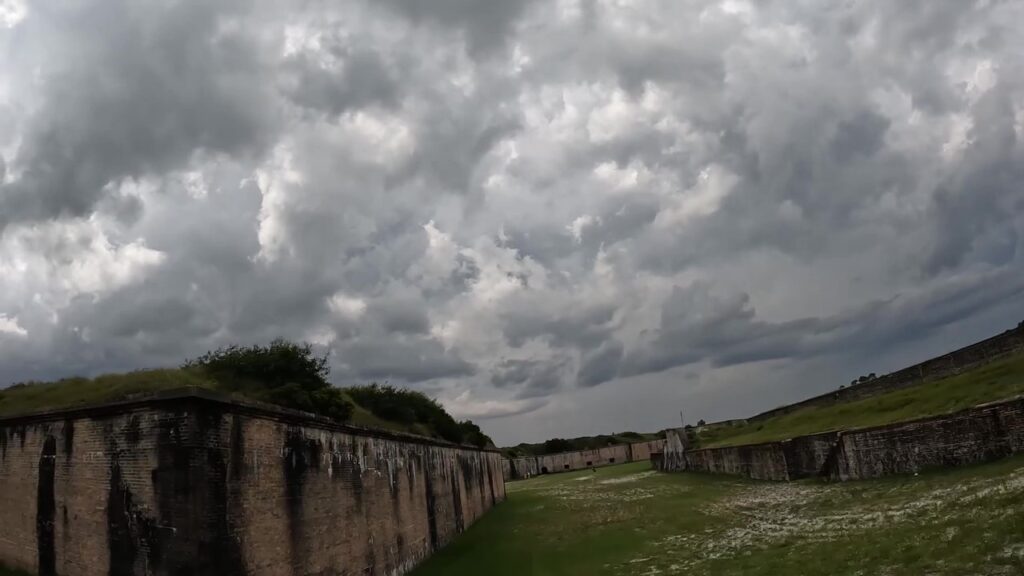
(661, 396, 1024, 482)
(502, 439, 665, 481)
(0, 390, 505, 576)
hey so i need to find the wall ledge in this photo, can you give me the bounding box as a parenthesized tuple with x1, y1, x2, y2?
(0, 386, 501, 453)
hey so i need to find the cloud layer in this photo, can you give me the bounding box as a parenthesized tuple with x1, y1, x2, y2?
(2, 0, 1023, 444)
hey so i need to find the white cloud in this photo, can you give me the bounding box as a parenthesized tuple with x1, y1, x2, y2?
(0, 314, 26, 337)
(0, 0, 26, 29)
(2, 0, 1024, 445)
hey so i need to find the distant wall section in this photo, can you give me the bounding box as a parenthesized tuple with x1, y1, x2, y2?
(660, 396, 1024, 482)
(503, 440, 664, 481)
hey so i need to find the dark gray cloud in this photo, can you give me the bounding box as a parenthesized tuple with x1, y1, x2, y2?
(0, 0, 280, 231)
(2, 0, 1024, 444)
(376, 0, 538, 55)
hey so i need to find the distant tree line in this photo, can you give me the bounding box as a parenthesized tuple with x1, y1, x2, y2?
(848, 373, 877, 387)
(502, 430, 658, 458)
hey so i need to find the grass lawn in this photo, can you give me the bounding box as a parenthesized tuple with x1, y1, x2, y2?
(0, 369, 430, 437)
(0, 566, 31, 576)
(698, 351, 1024, 448)
(412, 458, 1024, 576)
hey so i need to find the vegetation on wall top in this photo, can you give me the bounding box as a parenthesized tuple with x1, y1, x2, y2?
(0, 340, 493, 448)
(501, 430, 662, 458)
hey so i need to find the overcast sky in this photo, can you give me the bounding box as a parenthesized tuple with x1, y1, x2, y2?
(1, 0, 1023, 445)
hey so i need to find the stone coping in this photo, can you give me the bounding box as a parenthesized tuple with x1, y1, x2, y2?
(0, 386, 501, 453)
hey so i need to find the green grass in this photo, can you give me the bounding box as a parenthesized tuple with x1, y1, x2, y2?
(698, 351, 1024, 448)
(412, 457, 1024, 576)
(0, 565, 32, 576)
(0, 368, 219, 417)
(0, 369, 433, 439)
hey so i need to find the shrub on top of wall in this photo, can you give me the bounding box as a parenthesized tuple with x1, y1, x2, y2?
(183, 339, 355, 423)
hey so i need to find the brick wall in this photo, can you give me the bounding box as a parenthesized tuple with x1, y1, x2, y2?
(502, 439, 665, 481)
(0, 392, 505, 576)
(830, 397, 1024, 480)
(659, 396, 1024, 482)
(678, 441, 791, 481)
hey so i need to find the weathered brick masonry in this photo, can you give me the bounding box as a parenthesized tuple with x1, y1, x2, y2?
(0, 390, 505, 576)
(502, 439, 665, 481)
(660, 396, 1024, 481)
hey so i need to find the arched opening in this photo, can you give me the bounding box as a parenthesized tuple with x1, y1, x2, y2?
(540, 466, 549, 474)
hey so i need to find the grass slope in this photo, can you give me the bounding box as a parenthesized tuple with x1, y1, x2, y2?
(698, 351, 1024, 448)
(412, 458, 1024, 576)
(0, 369, 431, 438)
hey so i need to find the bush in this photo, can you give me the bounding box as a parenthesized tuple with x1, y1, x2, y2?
(458, 420, 492, 448)
(184, 340, 329, 392)
(184, 340, 352, 423)
(347, 383, 493, 446)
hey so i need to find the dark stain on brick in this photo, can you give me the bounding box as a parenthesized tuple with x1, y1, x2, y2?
(196, 410, 247, 576)
(0, 426, 7, 460)
(229, 415, 245, 481)
(61, 504, 69, 551)
(149, 408, 247, 576)
(450, 465, 465, 534)
(284, 427, 310, 575)
(484, 458, 496, 507)
(423, 453, 439, 551)
(330, 440, 363, 505)
(15, 425, 27, 450)
(37, 435, 57, 576)
(62, 419, 74, 461)
(366, 538, 378, 576)
(124, 414, 142, 446)
(108, 458, 142, 576)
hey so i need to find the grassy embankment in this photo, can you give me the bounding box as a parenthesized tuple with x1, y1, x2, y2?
(697, 351, 1024, 448)
(412, 458, 1024, 576)
(0, 368, 435, 439)
(0, 566, 31, 576)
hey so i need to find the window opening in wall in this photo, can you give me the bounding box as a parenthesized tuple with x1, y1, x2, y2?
(564, 464, 570, 470)
(541, 466, 549, 474)
(586, 461, 592, 466)
(609, 458, 616, 463)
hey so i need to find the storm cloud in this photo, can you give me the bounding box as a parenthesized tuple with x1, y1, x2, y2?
(2, 0, 1023, 444)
